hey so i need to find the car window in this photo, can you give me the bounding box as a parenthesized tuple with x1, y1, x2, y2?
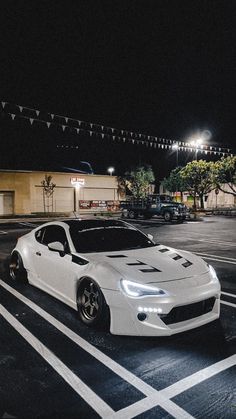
(41, 225, 70, 253)
(35, 227, 45, 243)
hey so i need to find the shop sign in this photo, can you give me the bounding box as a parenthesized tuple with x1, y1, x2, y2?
(71, 177, 85, 186)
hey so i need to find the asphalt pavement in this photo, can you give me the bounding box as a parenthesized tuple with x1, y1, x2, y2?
(0, 216, 235, 419)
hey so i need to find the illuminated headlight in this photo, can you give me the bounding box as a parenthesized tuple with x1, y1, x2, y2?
(209, 265, 218, 282)
(120, 279, 167, 298)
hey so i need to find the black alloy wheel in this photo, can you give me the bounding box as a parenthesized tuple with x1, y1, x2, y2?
(77, 278, 110, 329)
(9, 252, 28, 283)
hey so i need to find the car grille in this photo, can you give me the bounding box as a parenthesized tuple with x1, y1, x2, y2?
(159, 297, 216, 325)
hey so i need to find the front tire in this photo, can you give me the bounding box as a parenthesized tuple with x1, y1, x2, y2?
(128, 210, 137, 219)
(77, 278, 110, 329)
(163, 211, 173, 222)
(9, 252, 28, 283)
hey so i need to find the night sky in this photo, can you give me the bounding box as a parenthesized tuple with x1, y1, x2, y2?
(0, 1, 235, 179)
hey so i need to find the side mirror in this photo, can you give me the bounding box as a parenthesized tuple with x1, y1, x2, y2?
(48, 241, 65, 256)
(147, 233, 154, 241)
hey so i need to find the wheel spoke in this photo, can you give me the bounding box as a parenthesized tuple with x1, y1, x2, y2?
(84, 289, 90, 298)
(94, 302, 99, 311)
(89, 305, 94, 316)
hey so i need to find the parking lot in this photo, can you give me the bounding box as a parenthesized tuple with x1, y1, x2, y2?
(0, 216, 235, 418)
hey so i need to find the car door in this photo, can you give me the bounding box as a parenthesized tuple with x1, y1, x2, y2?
(33, 224, 79, 308)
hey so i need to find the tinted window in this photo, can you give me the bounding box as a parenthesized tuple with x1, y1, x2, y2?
(35, 228, 45, 243)
(160, 195, 173, 203)
(41, 225, 70, 253)
(69, 226, 156, 253)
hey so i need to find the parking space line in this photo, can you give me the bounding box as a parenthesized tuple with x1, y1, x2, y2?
(194, 253, 236, 265)
(116, 354, 236, 418)
(221, 300, 236, 309)
(0, 304, 114, 418)
(194, 252, 236, 261)
(160, 354, 236, 399)
(0, 280, 195, 419)
(221, 291, 236, 299)
(1, 280, 235, 419)
(110, 394, 194, 419)
(0, 279, 157, 397)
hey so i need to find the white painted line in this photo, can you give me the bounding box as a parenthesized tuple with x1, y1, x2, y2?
(160, 354, 236, 399)
(221, 300, 236, 309)
(200, 257, 236, 265)
(194, 254, 236, 265)
(0, 280, 195, 419)
(0, 230, 7, 235)
(197, 239, 236, 247)
(19, 222, 38, 228)
(111, 394, 194, 419)
(1, 280, 235, 419)
(194, 252, 236, 261)
(221, 291, 236, 299)
(0, 279, 157, 397)
(0, 304, 114, 418)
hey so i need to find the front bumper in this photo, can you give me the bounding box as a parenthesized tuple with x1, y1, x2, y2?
(102, 275, 220, 336)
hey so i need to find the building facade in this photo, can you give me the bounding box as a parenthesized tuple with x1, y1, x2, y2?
(0, 170, 120, 215)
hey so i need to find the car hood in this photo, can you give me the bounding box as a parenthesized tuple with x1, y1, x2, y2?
(81, 244, 209, 284)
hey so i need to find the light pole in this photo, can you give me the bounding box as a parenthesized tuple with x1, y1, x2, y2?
(190, 138, 203, 161)
(172, 143, 179, 166)
(108, 166, 115, 176)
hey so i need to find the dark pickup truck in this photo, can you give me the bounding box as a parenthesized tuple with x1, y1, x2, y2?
(120, 194, 188, 222)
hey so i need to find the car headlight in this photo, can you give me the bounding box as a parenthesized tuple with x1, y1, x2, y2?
(120, 279, 167, 298)
(209, 265, 218, 282)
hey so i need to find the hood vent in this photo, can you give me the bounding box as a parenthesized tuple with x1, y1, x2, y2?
(173, 254, 182, 261)
(127, 260, 146, 266)
(159, 248, 169, 253)
(182, 260, 193, 268)
(140, 267, 161, 273)
(107, 254, 127, 258)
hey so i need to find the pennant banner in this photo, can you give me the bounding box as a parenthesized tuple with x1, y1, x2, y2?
(1, 100, 234, 156)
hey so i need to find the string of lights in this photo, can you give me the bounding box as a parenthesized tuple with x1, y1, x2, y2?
(1, 101, 234, 157)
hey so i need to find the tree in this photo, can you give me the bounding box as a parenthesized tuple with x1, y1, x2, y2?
(41, 174, 56, 212)
(180, 160, 214, 209)
(161, 167, 187, 200)
(213, 156, 236, 196)
(124, 166, 155, 198)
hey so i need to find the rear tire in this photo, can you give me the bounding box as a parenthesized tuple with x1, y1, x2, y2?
(77, 278, 110, 330)
(9, 252, 28, 283)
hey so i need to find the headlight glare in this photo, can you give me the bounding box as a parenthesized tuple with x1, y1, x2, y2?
(120, 279, 167, 298)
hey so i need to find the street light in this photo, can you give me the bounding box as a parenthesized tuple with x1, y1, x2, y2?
(108, 167, 115, 176)
(172, 143, 179, 166)
(190, 138, 203, 160)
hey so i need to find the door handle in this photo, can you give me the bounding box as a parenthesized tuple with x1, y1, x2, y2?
(36, 251, 41, 256)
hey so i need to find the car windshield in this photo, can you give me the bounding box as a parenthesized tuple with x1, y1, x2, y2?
(69, 226, 156, 253)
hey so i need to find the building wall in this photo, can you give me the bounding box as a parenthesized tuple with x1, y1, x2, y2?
(205, 184, 236, 208)
(0, 171, 119, 215)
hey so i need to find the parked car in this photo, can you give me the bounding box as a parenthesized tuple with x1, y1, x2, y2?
(120, 194, 188, 221)
(9, 219, 220, 336)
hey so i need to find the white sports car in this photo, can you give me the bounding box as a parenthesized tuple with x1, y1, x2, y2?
(9, 219, 221, 336)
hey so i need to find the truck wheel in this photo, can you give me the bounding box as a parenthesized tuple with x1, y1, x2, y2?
(128, 210, 137, 219)
(163, 211, 172, 222)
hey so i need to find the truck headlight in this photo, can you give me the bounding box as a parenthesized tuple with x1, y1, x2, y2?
(120, 279, 167, 298)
